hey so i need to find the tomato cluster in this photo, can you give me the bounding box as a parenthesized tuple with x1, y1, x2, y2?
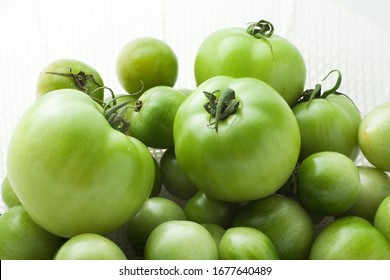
(1, 20, 390, 260)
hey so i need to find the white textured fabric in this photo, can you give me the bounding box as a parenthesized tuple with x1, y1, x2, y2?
(0, 0, 389, 216)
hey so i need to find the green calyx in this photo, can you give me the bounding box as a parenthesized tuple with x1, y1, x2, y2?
(45, 67, 102, 94)
(103, 95, 134, 134)
(246, 19, 275, 58)
(298, 69, 360, 112)
(246, 19, 274, 38)
(203, 88, 240, 132)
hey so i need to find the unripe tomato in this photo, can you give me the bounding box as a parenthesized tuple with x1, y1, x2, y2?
(310, 216, 390, 260)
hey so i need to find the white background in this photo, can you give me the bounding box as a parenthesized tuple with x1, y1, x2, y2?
(326, 0, 390, 31)
(0, 0, 390, 210)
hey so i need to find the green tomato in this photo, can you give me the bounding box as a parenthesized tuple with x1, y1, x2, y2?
(0, 205, 63, 260)
(359, 102, 390, 171)
(194, 20, 306, 106)
(310, 216, 390, 260)
(292, 71, 361, 162)
(116, 37, 178, 97)
(174, 76, 300, 202)
(201, 223, 226, 249)
(130, 86, 186, 149)
(297, 151, 361, 216)
(339, 166, 390, 222)
(36, 58, 104, 100)
(184, 191, 240, 228)
(159, 148, 198, 200)
(233, 194, 314, 260)
(1, 176, 21, 208)
(144, 220, 218, 260)
(7, 89, 154, 238)
(374, 195, 390, 243)
(219, 227, 279, 260)
(126, 197, 186, 256)
(54, 233, 127, 260)
(150, 157, 163, 197)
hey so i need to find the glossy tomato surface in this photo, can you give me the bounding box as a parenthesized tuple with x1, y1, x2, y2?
(7, 89, 154, 238)
(174, 76, 300, 202)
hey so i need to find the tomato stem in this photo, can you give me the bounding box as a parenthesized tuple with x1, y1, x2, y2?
(321, 70, 342, 98)
(96, 82, 144, 134)
(298, 70, 361, 113)
(45, 67, 102, 94)
(103, 96, 135, 134)
(246, 19, 275, 58)
(134, 100, 143, 112)
(246, 19, 274, 38)
(203, 88, 240, 132)
(90, 86, 116, 107)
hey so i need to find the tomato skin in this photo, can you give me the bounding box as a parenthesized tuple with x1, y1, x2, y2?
(116, 37, 178, 96)
(144, 220, 218, 260)
(297, 151, 361, 216)
(1, 176, 21, 208)
(174, 76, 300, 202)
(54, 233, 127, 260)
(233, 194, 314, 260)
(184, 191, 240, 228)
(150, 157, 163, 197)
(358, 102, 390, 171)
(36, 59, 104, 100)
(130, 86, 186, 149)
(292, 94, 361, 162)
(218, 227, 279, 260)
(0, 205, 63, 260)
(126, 197, 186, 256)
(310, 216, 390, 260)
(374, 195, 390, 243)
(201, 223, 226, 248)
(7, 89, 154, 238)
(159, 147, 198, 200)
(194, 26, 306, 106)
(339, 166, 390, 222)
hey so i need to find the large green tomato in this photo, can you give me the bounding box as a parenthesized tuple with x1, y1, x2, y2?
(36, 58, 105, 100)
(174, 76, 300, 202)
(292, 70, 361, 162)
(310, 216, 390, 260)
(359, 102, 390, 171)
(194, 20, 306, 106)
(7, 89, 154, 238)
(0, 205, 63, 260)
